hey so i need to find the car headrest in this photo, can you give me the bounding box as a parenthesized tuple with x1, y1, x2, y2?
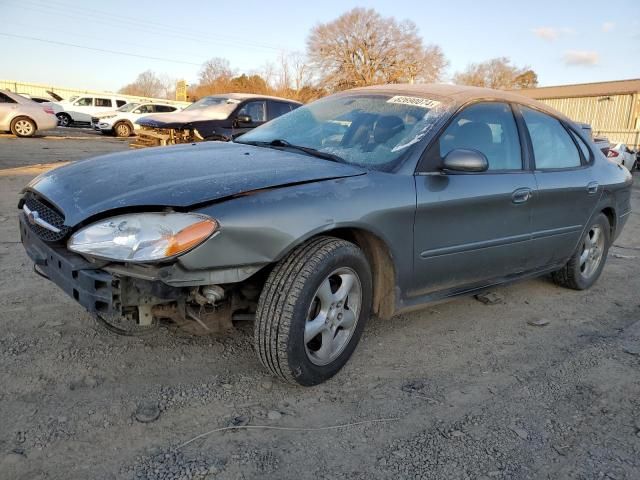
(456, 121, 493, 152)
(374, 115, 404, 143)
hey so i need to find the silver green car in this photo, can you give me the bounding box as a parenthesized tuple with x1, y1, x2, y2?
(18, 84, 633, 385)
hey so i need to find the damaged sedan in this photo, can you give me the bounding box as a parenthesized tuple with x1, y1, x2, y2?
(19, 84, 632, 386)
(132, 93, 301, 148)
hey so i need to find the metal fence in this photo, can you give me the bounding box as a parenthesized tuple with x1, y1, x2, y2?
(0, 79, 190, 107)
(593, 129, 640, 149)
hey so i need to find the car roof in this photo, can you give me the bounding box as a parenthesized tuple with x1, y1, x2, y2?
(210, 92, 302, 104)
(0, 89, 32, 104)
(347, 83, 570, 121)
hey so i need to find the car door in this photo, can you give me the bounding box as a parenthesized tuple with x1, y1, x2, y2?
(0, 92, 18, 129)
(267, 100, 293, 121)
(517, 105, 600, 268)
(234, 100, 267, 135)
(412, 102, 537, 296)
(70, 96, 94, 120)
(94, 98, 114, 115)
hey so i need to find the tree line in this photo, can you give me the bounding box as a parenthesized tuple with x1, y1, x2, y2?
(119, 8, 538, 102)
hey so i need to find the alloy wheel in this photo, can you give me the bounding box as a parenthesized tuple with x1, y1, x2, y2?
(304, 267, 362, 366)
(579, 225, 605, 279)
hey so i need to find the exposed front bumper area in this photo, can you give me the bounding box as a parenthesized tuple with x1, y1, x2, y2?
(19, 212, 118, 316)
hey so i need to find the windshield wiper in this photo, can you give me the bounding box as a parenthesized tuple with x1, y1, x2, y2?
(238, 139, 345, 164)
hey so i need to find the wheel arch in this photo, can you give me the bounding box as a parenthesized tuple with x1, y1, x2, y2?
(11, 115, 38, 130)
(308, 227, 397, 320)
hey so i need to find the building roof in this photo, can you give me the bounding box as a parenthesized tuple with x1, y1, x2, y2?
(515, 79, 640, 99)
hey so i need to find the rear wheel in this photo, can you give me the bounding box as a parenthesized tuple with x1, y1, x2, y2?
(254, 237, 372, 386)
(552, 213, 610, 290)
(113, 122, 132, 137)
(57, 113, 71, 127)
(10, 116, 36, 137)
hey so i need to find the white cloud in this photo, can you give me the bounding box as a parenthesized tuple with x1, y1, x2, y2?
(602, 21, 615, 32)
(563, 50, 600, 66)
(531, 26, 576, 41)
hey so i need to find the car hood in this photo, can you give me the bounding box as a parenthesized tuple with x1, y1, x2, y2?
(137, 108, 230, 128)
(25, 142, 366, 227)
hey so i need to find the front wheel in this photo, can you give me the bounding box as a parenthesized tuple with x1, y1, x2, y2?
(552, 213, 610, 290)
(113, 122, 132, 137)
(254, 237, 372, 386)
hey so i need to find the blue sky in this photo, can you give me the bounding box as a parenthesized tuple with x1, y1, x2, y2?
(1, 0, 638, 92)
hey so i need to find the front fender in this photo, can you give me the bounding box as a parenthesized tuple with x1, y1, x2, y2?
(178, 172, 416, 290)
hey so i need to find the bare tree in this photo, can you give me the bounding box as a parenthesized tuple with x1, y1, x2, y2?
(119, 70, 167, 98)
(198, 57, 233, 86)
(307, 8, 447, 91)
(453, 57, 538, 90)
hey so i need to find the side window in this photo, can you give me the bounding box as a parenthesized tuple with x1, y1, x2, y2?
(136, 104, 153, 114)
(0, 93, 16, 103)
(116, 100, 127, 107)
(237, 101, 266, 122)
(568, 130, 592, 162)
(155, 105, 175, 112)
(74, 97, 93, 106)
(520, 107, 581, 169)
(439, 102, 522, 170)
(268, 101, 293, 120)
(95, 98, 112, 107)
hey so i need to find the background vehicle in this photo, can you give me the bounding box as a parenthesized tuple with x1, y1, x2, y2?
(0, 89, 58, 137)
(132, 93, 301, 148)
(18, 84, 632, 385)
(18, 93, 62, 103)
(607, 143, 637, 171)
(51, 95, 128, 126)
(92, 102, 182, 137)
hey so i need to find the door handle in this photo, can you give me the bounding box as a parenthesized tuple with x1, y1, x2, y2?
(587, 181, 599, 195)
(511, 187, 532, 204)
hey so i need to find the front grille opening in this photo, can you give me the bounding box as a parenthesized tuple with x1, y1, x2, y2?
(95, 301, 109, 312)
(94, 280, 108, 290)
(22, 192, 70, 243)
(73, 289, 79, 300)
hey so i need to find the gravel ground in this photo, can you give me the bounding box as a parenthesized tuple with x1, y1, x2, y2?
(0, 129, 639, 480)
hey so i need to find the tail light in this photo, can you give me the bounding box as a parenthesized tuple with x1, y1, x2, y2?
(607, 150, 618, 158)
(43, 106, 55, 115)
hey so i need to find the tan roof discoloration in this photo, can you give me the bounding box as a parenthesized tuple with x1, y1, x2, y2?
(347, 83, 570, 120)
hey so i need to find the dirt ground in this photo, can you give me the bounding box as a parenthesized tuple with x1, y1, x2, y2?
(0, 128, 638, 480)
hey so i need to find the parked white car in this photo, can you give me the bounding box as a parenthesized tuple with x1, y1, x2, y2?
(50, 95, 129, 126)
(92, 102, 181, 137)
(0, 89, 58, 137)
(607, 143, 637, 171)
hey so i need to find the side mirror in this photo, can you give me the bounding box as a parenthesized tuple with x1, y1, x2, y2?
(236, 114, 252, 124)
(133, 109, 141, 114)
(442, 149, 489, 173)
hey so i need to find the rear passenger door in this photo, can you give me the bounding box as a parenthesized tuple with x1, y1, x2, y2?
(413, 102, 537, 295)
(267, 100, 293, 121)
(517, 105, 600, 268)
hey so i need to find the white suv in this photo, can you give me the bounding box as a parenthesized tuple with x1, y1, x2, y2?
(51, 95, 129, 126)
(92, 102, 181, 137)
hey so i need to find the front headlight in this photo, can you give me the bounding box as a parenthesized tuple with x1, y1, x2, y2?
(68, 212, 218, 262)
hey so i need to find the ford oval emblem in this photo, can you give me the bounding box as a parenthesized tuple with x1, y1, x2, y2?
(28, 210, 40, 225)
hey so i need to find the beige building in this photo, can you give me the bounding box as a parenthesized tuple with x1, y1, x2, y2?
(518, 79, 640, 148)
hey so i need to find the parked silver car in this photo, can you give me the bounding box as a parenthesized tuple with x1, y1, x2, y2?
(0, 89, 58, 137)
(18, 84, 633, 386)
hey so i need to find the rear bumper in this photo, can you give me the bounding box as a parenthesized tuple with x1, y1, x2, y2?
(19, 213, 117, 316)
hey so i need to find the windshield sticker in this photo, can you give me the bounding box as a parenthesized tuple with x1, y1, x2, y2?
(387, 96, 440, 109)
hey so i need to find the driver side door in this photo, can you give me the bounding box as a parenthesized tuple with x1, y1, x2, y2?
(412, 102, 537, 297)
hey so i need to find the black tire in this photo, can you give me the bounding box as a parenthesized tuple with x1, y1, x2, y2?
(57, 113, 72, 127)
(551, 213, 610, 290)
(113, 122, 132, 137)
(10, 116, 37, 137)
(254, 236, 372, 386)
